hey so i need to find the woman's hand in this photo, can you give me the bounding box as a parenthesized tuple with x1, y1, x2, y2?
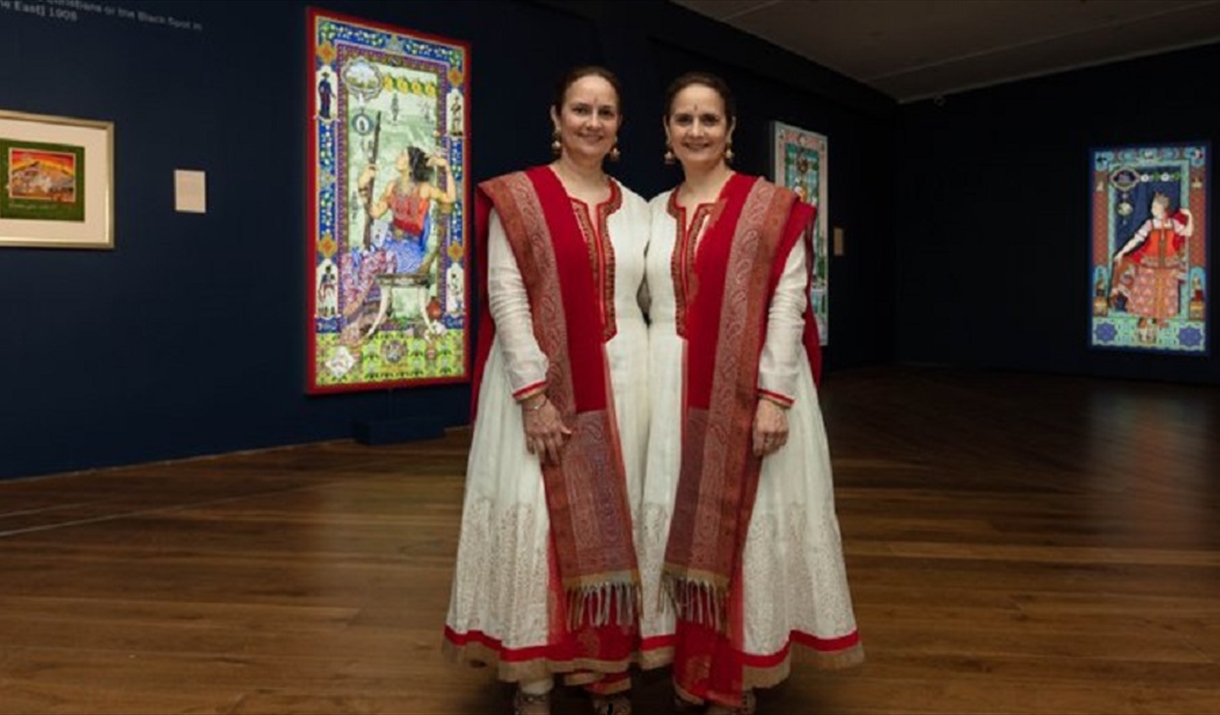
(522, 396, 572, 465)
(752, 399, 789, 457)
(357, 164, 377, 188)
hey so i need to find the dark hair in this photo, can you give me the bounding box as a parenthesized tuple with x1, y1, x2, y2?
(663, 71, 736, 127)
(552, 65, 623, 116)
(407, 146, 431, 183)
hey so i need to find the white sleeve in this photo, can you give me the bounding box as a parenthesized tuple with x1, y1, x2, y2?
(757, 242, 808, 406)
(487, 210, 549, 397)
(1116, 220, 1153, 258)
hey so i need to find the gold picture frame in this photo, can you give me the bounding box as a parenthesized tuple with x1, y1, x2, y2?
(0, 109, 114, 249)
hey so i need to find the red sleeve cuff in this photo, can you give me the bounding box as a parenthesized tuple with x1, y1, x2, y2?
(758, 389, 794, 407)
(513, 381, 547, 402)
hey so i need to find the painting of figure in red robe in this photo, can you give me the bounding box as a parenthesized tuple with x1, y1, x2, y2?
(1091, 144, 1208, 354)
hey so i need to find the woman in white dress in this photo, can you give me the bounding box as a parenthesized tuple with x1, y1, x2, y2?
(637, 72, 863, 714)
(443, 66, 649, 715)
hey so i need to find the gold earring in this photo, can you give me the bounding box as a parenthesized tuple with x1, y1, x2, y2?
(609, 143, 621, 162)
(724, 142, 734, 163)
(664, 145, 675, 165)
(551, 130, 561, 156)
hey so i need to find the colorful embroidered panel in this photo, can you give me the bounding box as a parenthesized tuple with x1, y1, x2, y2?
(770, 121, 829, 345)
(1090, 144, 1209, 354)
(308, 9, 470, 392)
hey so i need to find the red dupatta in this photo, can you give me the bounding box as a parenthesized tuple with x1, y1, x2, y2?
(471, 166, 641, 638)
(662, 173, 816, 704)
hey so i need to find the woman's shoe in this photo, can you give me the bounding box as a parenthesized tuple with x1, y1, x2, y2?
(513, 688, 551, 715)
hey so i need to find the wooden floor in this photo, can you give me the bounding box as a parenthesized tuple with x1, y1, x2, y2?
(2, 366, 1219, 714)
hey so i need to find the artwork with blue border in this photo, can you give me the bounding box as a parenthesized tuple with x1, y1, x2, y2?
(1090, 144, 1209, 355)
(308, 9, 470, 392)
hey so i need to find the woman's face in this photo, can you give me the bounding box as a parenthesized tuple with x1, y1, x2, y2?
(1152, 199, 1168, 219)
(551, 75, 621, 164)
(665, 83, 733, 172)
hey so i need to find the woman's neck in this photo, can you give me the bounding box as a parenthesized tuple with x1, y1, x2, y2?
(551, 156, 607, 192)
(678, 163, 733, 205)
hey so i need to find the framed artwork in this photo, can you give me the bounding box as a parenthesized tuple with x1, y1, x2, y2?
(1090, 143, 1209, 354)
(770, 120, 829, 345)
(0, 109, 113, 249)
(307, 8, 471, 393)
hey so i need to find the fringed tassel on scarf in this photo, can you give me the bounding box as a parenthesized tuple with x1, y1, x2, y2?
(661, 573, 729, 634)
(566, 580, 643, 631)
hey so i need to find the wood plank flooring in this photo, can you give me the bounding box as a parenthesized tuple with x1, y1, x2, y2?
(1, 366, 1218, 714)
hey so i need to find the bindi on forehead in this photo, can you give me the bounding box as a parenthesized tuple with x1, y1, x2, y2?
(570, 99, 619, 114)
(568, 92, 617, 106)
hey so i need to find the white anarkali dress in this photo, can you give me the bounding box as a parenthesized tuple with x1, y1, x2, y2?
(444, 178, 650, 682)
(638, 189, 861, 683)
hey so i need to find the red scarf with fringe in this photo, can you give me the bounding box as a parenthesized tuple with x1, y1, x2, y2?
(662, 174, 817, 703)
(472, 166, 641, 640)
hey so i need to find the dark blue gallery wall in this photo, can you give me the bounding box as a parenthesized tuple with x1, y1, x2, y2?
(0, 0, 895, 481)
(896, 42, 1220, 385)
(0, 0, 600, 480)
